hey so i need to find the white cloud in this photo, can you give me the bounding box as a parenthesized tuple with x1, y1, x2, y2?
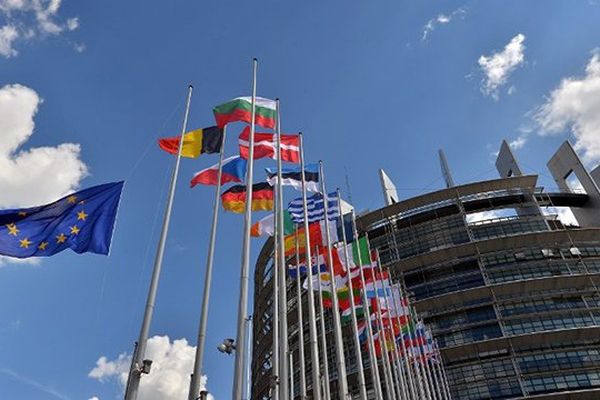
(478, 34, 526, 98)
(0, 0, 80, 57)
(0, 255, 40, 267)
(88, 397, 99, 400)
(534, 51, 600, 164)
(509, 135, 527, 150)
(0, 24, 18, 57)
(89, 335, 214, 400)
(422, 7, 466, 41)
(0, 84, 88, 209)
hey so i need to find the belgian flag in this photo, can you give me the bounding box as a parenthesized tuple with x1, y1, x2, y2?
(221, 182, 274, 213)
(158, 126, 224, 158)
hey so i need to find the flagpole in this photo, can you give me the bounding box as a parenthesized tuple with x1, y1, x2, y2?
(275, 99, 289, 400)
(318, 162, 350, 400)
(272, 133, 280, 400)
(349, 212, 383, 399)
(315, 245, 332, 400)
(298, 133, 322, 400)
(421, 320, 442, 400)
(434, 337, 452, 399)
(232, 58, 258, 400)
(374, 252, 409, 400)
(402, 294, 429, 400)
(188, 126, 227, 400)
(368, 248, 395, 400)
(391, 282, 418, 400)
(416, 319, 435, 400)
(124, 85, 193, 400)
(418, 320, 437, 400)
(245, 315, 253, 400)
(337, 189, 368, 400)
(295, 224, 308, 399)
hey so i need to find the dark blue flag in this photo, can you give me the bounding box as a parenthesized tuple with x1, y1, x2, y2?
(0, 181, 124, 258)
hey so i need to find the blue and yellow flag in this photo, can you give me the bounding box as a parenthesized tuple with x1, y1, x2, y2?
(0, 181, 124, 258)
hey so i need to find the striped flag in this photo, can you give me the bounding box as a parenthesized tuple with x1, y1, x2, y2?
(238, 127, 300, 163)
(287, 192, 339, 224)
(265, 163, 319, 192)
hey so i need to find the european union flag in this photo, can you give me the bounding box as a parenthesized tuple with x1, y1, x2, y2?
(0, 181, 124, 258)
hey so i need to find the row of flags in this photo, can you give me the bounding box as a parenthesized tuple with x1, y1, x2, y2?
(0, 71, 450, 400)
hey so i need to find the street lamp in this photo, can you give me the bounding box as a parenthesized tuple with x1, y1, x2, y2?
(217, 338, 236, 355)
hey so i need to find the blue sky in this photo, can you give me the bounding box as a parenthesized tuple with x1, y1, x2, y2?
(1, 1, 600, 399)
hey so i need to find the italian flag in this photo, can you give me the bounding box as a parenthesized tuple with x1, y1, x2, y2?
(213, 97, 276, 129)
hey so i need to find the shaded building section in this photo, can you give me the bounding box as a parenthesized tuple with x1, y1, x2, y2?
(251, 140, 600, 399)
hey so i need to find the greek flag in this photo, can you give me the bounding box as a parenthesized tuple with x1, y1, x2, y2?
(288, 192, 339, 224)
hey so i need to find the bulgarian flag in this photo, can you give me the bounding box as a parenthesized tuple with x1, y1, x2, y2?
(213, 97, 276, 129)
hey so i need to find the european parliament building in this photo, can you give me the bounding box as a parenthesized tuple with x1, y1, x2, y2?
(251, 140, 600, 399)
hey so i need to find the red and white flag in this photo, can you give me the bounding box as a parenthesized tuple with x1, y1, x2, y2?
(238, 127, 300, 163)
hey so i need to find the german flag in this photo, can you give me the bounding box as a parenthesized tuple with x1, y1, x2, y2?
(221, 182, 273, 213)
(158, 126, 224, 158)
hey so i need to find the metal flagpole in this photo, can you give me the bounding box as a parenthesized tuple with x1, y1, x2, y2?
(315, 245, 332, 400)
(371, 269, 397, 400)
(245, 315, 253, 400)
(272, 132, 280, 400)
(404, 303, 430, 400)
(124, 85, 193, 400)
(434, 335, 452, 399)
(391, 283, 418, 400)
(318, 162, 350, 399)
(350, 212, 383, 399)
(418, 323, 438, 400)
(232, 58, 258, 399)
(298, 133, 322, 400)
(275, 99, 289, 400)
(374, 253, 408, 400)
(392, 285, 418, 399)
(295, 224, 308, 399)
(426, 328, 444, 400)
(289, 351, 295, 400)
(337, 189, 368, 400)
(369, 251, 395, 400)
(421, 323, 442, 400)
(413, 318, 433, 400)
(188, 126, 228, 400)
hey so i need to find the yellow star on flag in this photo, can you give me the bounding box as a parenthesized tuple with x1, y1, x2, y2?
(67, 195, 77, 204)
(70, 225, 80, 235)
(56, 233, 67, 244)
(6, 223, 19, 236)
(18, 211, 27, 216)
(19, 238, 32, 248)
(38, 241, 49, 250)
(77, 210, 88, 221)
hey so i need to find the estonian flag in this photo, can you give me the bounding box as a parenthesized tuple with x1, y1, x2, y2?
(265, 163, 319, 192)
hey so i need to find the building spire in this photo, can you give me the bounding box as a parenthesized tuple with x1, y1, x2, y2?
(495, 139, 523, 178)
(438, 149, 455, 188)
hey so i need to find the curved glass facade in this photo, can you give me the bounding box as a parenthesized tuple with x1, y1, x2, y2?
(252, 163, 600, 399)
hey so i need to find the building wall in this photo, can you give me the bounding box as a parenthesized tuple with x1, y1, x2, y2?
(252, 141, 600, 399)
